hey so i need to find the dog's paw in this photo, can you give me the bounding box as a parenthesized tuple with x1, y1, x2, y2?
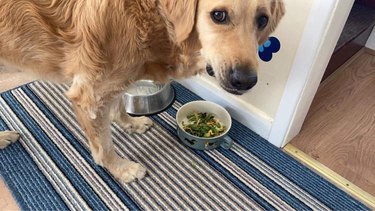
(116, 162, 147, 183)
(0, 131, 20, 149)
(121, 116, 153, 134)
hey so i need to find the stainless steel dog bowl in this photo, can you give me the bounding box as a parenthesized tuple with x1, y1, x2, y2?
(124, 80, 175, 116)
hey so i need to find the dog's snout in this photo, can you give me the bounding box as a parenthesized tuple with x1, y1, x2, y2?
(206, 65, 215, 77)
(229, 67, 257, 91)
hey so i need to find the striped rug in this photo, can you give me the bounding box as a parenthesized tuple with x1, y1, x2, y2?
(0, 81, 369, 210)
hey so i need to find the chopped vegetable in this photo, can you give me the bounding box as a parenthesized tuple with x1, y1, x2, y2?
(182, 112, 225, 138)
(191, 161, 197, 168)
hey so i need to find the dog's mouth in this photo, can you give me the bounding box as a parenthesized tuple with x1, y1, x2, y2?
(206, 64, 245, 95)
(220, 84, 247, 95)
(206, 64, 246, 95)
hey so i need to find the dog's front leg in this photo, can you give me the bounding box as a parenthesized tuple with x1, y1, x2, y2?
(142, 58, 205, 82)
(67, 81, 146, 183)
(0, 131, 20, 149)
(110, 97, 153, 134)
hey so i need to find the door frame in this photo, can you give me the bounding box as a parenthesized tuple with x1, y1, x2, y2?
(268, 0, 355, 147)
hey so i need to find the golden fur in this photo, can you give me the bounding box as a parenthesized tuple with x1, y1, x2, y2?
(0, 0, 284, 183)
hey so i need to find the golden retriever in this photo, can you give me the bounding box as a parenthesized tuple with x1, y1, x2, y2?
(0, 0, 284, 183)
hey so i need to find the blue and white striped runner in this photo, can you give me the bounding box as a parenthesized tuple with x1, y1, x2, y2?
(0, 81, 369, 210)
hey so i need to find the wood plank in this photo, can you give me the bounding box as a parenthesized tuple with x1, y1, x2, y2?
(291, 50, 375, 196)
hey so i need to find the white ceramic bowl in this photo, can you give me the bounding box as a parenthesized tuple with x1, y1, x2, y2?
(176, 101, 233, 150)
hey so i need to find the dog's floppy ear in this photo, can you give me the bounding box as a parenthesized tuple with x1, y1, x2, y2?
(259, 0, 285, 44)
(159, 0, 198, 44)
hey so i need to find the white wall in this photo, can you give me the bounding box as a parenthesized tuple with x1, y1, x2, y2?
(180, 0, 313, 139)
(269, 0, 354, 147)
(366, 26, 375, 50)
(180, 0, 354, 147)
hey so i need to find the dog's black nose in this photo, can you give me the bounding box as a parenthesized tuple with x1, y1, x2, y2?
(229, 67, 257, 91)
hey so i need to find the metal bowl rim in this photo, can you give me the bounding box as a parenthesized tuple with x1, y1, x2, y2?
(124, 80, 171, 98)
(125, 85, 176, 116)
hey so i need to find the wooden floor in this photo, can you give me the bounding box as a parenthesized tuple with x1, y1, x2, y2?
(291, 49, 375, 196)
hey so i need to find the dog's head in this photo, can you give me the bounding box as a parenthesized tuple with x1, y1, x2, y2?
(160, 0, 285, 95)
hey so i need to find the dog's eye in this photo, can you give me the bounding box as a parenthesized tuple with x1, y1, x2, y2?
(211, 10, 229, 24)
(257, 15, 269, 30)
